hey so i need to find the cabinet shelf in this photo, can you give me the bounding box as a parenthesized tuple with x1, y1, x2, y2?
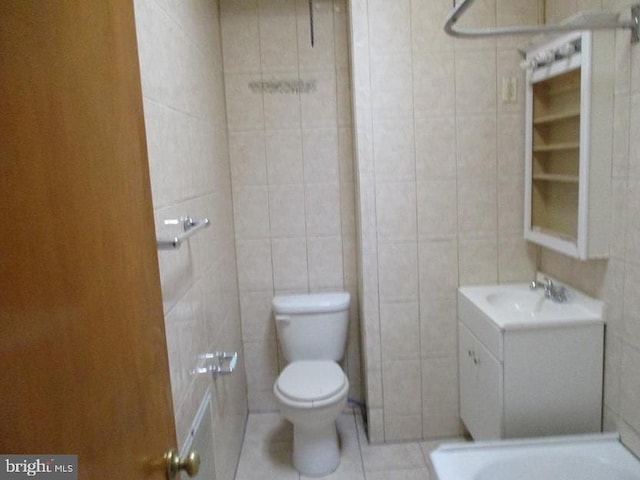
(531, 226, 575, 242)
(533, 142, 580, 152)
(541, 84, 581, 97)
(533, 110, 580, 125)
(533, 174, 579, 183)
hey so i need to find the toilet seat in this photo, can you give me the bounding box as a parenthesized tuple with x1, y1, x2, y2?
(275, 360, 348, 408)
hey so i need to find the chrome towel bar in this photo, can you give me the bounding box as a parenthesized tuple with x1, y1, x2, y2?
(157, 216, 210, 250)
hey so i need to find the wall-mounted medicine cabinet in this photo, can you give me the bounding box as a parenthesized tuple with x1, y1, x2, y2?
(524, 30, 614, 259)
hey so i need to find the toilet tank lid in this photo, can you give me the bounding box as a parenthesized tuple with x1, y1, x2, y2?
(272, 292, 350, 314)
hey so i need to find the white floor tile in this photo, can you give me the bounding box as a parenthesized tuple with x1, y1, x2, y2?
(235, 410, 464, 480)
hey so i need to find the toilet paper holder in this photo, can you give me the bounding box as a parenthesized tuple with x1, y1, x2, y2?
(193, 351, 238, 379)
(157, 216, 210, 250)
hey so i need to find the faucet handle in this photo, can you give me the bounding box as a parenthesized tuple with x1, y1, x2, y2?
(530, 279, 546, 290)
(555, 285, 568, 302)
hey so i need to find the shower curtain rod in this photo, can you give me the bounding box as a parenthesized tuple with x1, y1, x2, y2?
(444, 0, 640, 43)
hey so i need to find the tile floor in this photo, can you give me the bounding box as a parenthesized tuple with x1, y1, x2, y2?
(234, 410, 464, 480)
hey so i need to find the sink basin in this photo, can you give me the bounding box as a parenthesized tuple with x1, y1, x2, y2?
(458, 282, 603, 331)
(486, 291, 545, 314)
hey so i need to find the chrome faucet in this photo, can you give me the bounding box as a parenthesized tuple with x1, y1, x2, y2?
(530, 277, 568, 303)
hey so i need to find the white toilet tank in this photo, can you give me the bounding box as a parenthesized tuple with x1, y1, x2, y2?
(273, 292, 350, 362)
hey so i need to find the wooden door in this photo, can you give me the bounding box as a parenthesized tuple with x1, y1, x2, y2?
(0, 1, 177, 478)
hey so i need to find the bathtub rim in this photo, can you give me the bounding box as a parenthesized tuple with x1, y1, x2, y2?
(434, 431, 620, 454)
(430, 432, 640, 480)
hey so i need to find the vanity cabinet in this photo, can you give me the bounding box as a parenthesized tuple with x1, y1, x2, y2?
(458, 286, 604, 441)
(524, 30, 614, 259)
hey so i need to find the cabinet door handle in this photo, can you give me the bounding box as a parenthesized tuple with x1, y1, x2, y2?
(473, 355, 480, 366)
(468, 348, 474, 357)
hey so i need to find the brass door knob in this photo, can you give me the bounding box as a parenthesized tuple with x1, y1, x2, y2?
(164, 449, 200, 479)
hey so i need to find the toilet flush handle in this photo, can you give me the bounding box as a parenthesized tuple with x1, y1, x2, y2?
(275, 314, 291, 325)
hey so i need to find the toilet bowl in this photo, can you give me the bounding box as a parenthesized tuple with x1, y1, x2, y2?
(272, 292, 351, 477)
(274, 360, 349, 476)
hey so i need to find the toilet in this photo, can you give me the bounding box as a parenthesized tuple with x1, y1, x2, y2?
(272, 292, 350, 477)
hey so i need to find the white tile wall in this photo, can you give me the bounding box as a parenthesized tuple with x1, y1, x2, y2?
(413, 52, 455, 117)
(539, 0, 640, 458)
(456, 115, 498, 178)
(368, 0, 412, 52)
(380, 302, 420, 361)
(455, 51, 497, 114)
(220, 0, 361, 412)
(373, 119, 416, 181)
(415, 117, 457, 180)
(349, 0, 539, 442)
(133, 2, 247, 479)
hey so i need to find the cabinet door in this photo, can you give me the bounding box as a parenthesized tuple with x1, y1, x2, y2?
(473, 337, 503, 439)
(458, 322, 503, 440)
(458, 322, 477, 434)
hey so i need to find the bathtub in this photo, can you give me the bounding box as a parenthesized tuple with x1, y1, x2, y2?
(430, 433, 640, 480)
